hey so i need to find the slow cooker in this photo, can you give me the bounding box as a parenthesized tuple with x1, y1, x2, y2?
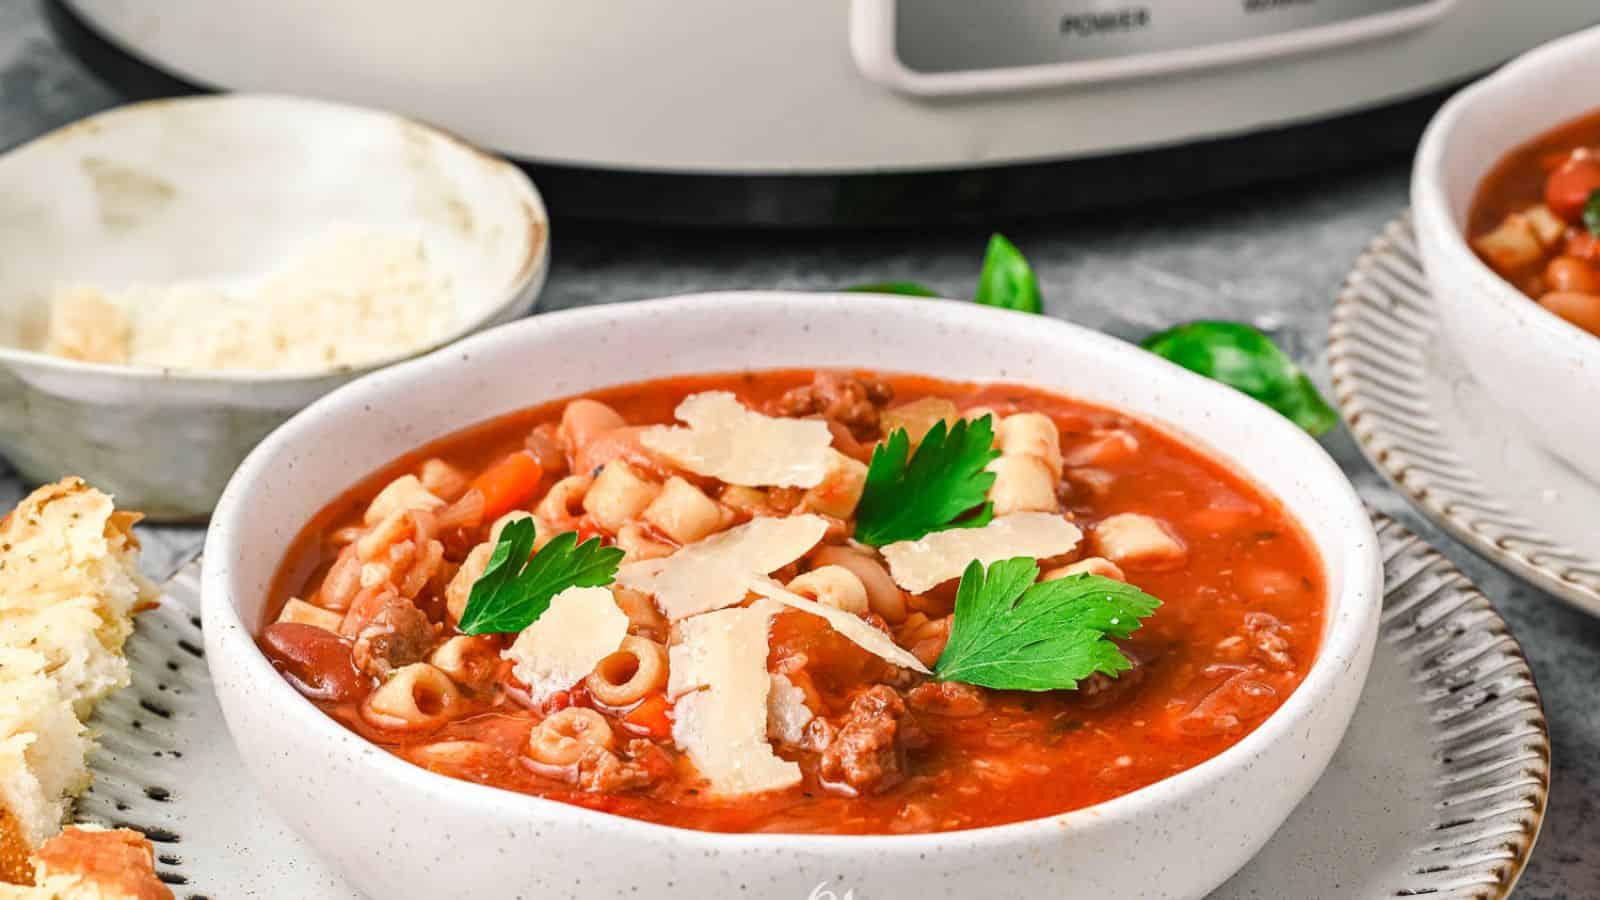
(50, 0, 1599, 226)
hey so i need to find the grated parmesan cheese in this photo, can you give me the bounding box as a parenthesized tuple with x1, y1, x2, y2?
(501, 586, 627, 703)
(880, 513, 1083, 593)
(748, 577, 930, 674)
(42, 227, 454, 374)
(639, 392, 833, 488)
(615, 514, 828, 621)
(668, 607, 801, 796)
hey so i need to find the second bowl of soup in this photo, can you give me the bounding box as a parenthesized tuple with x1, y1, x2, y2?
(1413, 24, 1600, 482)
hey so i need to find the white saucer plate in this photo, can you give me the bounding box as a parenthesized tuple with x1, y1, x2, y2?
(80, 518, 1546, 899)
(1329, 215, 1600, 615)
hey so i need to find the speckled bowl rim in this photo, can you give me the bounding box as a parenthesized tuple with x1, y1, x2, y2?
(202, 291, 1380, 855)
(0, 93, 551, 385)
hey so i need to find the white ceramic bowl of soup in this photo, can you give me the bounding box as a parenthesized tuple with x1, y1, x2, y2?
(1412, 25, 1600, 483)
(202, 292, 1381, 900)
(0, 94, 549, 520)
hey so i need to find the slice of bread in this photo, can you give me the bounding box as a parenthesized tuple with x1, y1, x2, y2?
(0, 479, 157, 716)
(0, 826, 172, 900)
(0, 480, 156, 883)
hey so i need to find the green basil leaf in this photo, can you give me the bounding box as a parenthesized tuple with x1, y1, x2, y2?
(847, 281, 941, 297)
(1585, 188, 1600, 237)
(974, 234, 1042, 314)
(1141, 321, 1339, 437)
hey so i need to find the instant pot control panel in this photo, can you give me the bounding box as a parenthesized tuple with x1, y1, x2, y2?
(856, 0, 1456, 95)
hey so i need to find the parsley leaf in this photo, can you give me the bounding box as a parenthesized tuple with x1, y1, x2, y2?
(1141, 321, 1338, 436)
(934, 557, 1160, 691)
(1585, 188, 1600, 237)
(853, 416, 1000, 547)
(456, 518, 625, 635)
(974, 233, 1043, 314)
(847, 281, 940, 297)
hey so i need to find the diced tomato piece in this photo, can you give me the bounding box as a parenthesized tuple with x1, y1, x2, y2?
(1566, 229, 1600, 263)
(1545, 153, 1600, 224)
(470, 451, 544, 522)
(572, 515, 604, 544)
(540, 688, 581, 715)
(622, 693, 674, 740)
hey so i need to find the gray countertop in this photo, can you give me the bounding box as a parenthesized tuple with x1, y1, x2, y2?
(2, 1, 1596, 897)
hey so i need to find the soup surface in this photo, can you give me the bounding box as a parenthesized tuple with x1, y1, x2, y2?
(1470, 107, 1600, 336)
(262, 370, 1325, 834)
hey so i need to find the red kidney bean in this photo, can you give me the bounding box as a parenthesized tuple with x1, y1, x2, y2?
(260, 622, 367, 702)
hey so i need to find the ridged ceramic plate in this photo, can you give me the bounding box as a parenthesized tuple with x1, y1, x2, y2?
(1329, 215, 1600, 616)
(79, 518, 1545, 899)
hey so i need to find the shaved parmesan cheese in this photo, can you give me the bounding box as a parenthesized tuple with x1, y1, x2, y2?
(668, 608, 802, 796)
(640, 392, 833, 488)
(501, 586, 627, 702)
(748, 578, 931, 674)
(880, 513, 1083, 593)
(616, 514, 828, 621)
(767, 673, 814, 746)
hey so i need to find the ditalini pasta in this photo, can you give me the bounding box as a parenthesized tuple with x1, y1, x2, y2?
(259, 370, 1327, 835)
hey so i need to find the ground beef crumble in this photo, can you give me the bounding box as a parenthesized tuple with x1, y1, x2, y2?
(351, 596, 437, 678)
(771, 373, 894, 438)
(1244, 612, 1295, 671)
(577, 739, 673, 793)
(814, 685, 927, 795)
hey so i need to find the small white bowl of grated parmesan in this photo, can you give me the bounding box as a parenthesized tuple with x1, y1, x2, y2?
(0, 94, 549, 520)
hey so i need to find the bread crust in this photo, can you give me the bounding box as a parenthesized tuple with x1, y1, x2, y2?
(31, 827, 173, 900)
(0, 809, 32, 885)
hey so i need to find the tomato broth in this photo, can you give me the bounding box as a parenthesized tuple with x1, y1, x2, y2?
(262, 370, 1324, 834)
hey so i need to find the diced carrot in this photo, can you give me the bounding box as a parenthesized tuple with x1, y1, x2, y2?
(622, 693, 673, 740)
(471, 451, 544, 522)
